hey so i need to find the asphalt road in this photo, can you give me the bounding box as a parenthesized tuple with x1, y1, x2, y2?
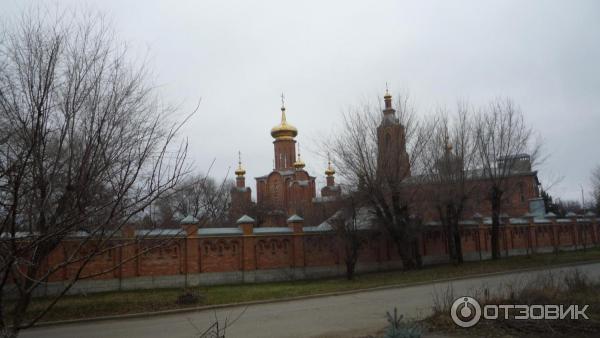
(21, 262, 600, 338)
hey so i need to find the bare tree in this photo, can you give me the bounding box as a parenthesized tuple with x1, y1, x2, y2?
(329, 194, 369, 280)
(327, 93, 429, 269)
(154, 172, 233, 228)
(420, 104, 478, 264)
(473, 98, 541, 260)
(0, 9, 192, 336)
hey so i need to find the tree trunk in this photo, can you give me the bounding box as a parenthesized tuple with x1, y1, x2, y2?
(345, 260, 356, 280)
(397, 238, 421, 270)
(491, 186, 503, 260)
(443, 215, 457, 264)
(453, 224, 463, 264)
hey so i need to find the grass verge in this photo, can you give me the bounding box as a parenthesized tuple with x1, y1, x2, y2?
(424, 266, 600, 337)
(15, 247, 600, 324)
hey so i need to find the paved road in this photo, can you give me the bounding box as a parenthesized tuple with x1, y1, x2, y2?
(21, 262, 600, 338)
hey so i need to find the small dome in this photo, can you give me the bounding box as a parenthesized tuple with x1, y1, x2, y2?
(293, 159, 305, 170)
(294, 151, 305, 170)
(235, 152, 246, 176)
(325, 161, 335, 176)
(384, 88, 392, 99)
(235, 164, 246, 176)
(271, 106, 298, 140)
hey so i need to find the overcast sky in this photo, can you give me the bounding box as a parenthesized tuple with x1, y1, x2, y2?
(4, 0, 600, 202)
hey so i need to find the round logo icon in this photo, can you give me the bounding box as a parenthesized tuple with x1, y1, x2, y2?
(451, 296, 482, 328)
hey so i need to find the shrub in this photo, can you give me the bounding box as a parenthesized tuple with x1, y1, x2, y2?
(176, 289, 204, 305)
(383, 308, 421, 338)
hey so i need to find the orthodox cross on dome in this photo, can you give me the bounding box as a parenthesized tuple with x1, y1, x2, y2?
(279, 92, 288, 123)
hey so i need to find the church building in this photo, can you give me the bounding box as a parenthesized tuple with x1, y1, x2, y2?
(230, 100, 342, 227)
(230, 89, 542, 228)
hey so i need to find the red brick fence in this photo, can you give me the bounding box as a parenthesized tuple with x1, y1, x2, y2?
(8, 213, 600, 296)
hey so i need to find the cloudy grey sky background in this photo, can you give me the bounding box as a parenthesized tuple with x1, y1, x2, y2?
(3, 0, 600, 202)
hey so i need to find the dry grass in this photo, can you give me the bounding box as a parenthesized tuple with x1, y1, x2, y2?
(425, 268, 600, 337)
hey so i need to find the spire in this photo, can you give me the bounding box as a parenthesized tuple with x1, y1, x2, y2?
(293, 143, 305, 170)
(280, 92, 287, 123)
(384, 82, 391, 98)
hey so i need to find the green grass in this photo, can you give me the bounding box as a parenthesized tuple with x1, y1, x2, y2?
(17, 247, 600, 324)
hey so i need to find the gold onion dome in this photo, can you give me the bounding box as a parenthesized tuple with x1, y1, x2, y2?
(294, 151, 305, 170)
(235, 163, 246, 177)
(325, 160, 335, 176)
(384, 88, 392, 99)
(235, 152, 246, 176)
(293, 158, 305, 170)
(271, 106, 298, 140)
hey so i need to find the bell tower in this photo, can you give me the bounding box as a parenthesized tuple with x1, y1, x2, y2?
(376, 87, 411, 181)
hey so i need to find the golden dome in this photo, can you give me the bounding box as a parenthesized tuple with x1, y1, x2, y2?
(384, 88, 392, 99)
(325, 160, 335, 176)
(293, 159, 305, 170)
(235, 164, 246, 177)
(271, 106, 298, 140)
(235, 152, 246, 176)
(293, 152, 305, 170)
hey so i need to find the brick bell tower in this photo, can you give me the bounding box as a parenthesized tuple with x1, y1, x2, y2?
(271, 95, 297, 170)
(377, 87, 411, 181)
(229, 152, 252, 223)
